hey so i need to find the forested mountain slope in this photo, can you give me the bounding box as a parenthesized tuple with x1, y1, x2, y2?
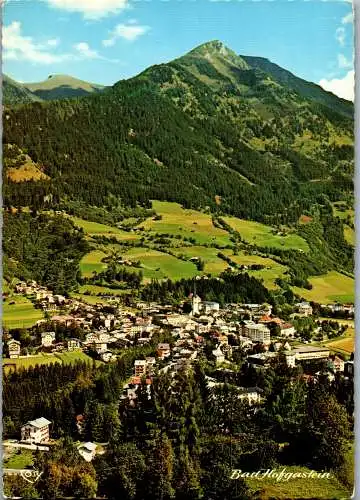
(3, 75, 42, 105)
(3, 41, 353, 224)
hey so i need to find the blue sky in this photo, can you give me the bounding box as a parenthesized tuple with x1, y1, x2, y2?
(3, 0, 354, 100)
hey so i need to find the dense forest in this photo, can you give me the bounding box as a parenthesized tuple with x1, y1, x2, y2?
(3, 349, 354, 499)
(3, 42, 353, 223)
(3, 212, 89, 294)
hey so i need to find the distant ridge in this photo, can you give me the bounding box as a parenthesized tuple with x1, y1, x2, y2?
(242, 55, 353, 117)
(2, 73, 105, 104)
(24, 74, 105, 100)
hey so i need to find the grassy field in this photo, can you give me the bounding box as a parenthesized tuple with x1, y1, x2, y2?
(78, 284, 128, 296)
(55, 351, 96, 365)
(123, 247, 199, 281)
(3, 351, 95, 373)
(70, 216, 140, 241)
(332, 203, 354, 222)
(80, 250, 108, 277)
(4, 449, 34, 469)
(3, 353, 61, 373)
(245, 465, 351, 499)
(3, 296, 43, 329)
(172, 246, 229, 275)
(222, 216, 309, 252)
(138, 201, 233, 246)
(344, 225, 355, 246)
(293, 271, 354, 303)
(325, 330, 355, 355)
(71, 293, 110, 305)
(222, 251, 288, 290)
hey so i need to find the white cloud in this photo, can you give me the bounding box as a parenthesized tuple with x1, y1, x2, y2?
(74, 42, 99, 59)
(47, 38, 60, 47)
(319, 70, 354, 102)
(335, 27, 345, 46)
(102, 22, 149, 46)
(342, 12, 353, 24)
(2, 21, 117, 65)
(337, 53, 353, 69)
(44, 0, 129, 20)
(3, 21, 70, 64)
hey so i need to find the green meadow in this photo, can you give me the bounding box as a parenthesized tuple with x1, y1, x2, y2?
(80, 250, 108, 277)
(293, 271, 354, 303)
(70, 216, 140, 241)
(3, 351, 96, 374)
(138, 201, 233, 246)
(172, 246, 229, 274)
(222, 216, 309, 251)
(245, 465, 351, 499)
(3, 296, 43, 329)
(122, 247, 199, 282)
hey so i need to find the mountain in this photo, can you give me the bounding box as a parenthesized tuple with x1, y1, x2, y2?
(242, 55, 353, 117)
(2, 74, 105, 105)
(24, 74, 105, 100)
(3, 41, 353, 224)
(3, 75, 42, 105)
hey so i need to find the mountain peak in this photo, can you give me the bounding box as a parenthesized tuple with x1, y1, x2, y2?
(185, 40, 249, 72)
(189, 40, 234, 57)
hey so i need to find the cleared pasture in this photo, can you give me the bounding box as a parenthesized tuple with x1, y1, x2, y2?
(293, 271, 354, 304)
(123, 247, 199, 281)
(222, 216, 309, 251)
(3, 296, 43, 329)
(80, 250, 108, 277)
(137, 201, 233, 246)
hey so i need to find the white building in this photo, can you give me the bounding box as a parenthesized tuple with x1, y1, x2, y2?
(203, 301, 220, 314)
(296, 302, 313, 316)
(285, 346, 330, 367)
(101, 351, 115, 363)
(78, 442, 97, 462)
(7, 339, 21, 359)
(279, 323, 296, 338)
(41, 331, 56, 347)
(21, 417, 51, 444)
(67, 338, 81, 351)
(237, 387, 263, 405)
(191, 295, 202, 316)
(212, 345, 225, 365)
(242, 321, 271, 345)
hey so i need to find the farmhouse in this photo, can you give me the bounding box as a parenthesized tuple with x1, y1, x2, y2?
(67, 338, 81, 351)
(296, 302, 313, 316)
(41, 331, 56, 347)
(7, 339, 21, 359)
(237, 387, 263, 405)
(279, 323, 296, 338)
(21, 417, 51, 444)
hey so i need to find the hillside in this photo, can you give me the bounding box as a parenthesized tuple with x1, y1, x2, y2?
(242, 55, 353, 117)
(3, 75, 42, 105)
(25, 74, 105, 100)
(3, 41, 353, 223)
(2, 74, 105, 105)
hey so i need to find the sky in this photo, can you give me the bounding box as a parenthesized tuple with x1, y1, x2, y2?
(3, 0, 354, 101)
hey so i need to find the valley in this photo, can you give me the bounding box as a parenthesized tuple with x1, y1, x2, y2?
(2, 37, 355, 500)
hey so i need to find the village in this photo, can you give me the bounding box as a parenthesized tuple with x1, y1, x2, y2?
(3, 279, 355, 471)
